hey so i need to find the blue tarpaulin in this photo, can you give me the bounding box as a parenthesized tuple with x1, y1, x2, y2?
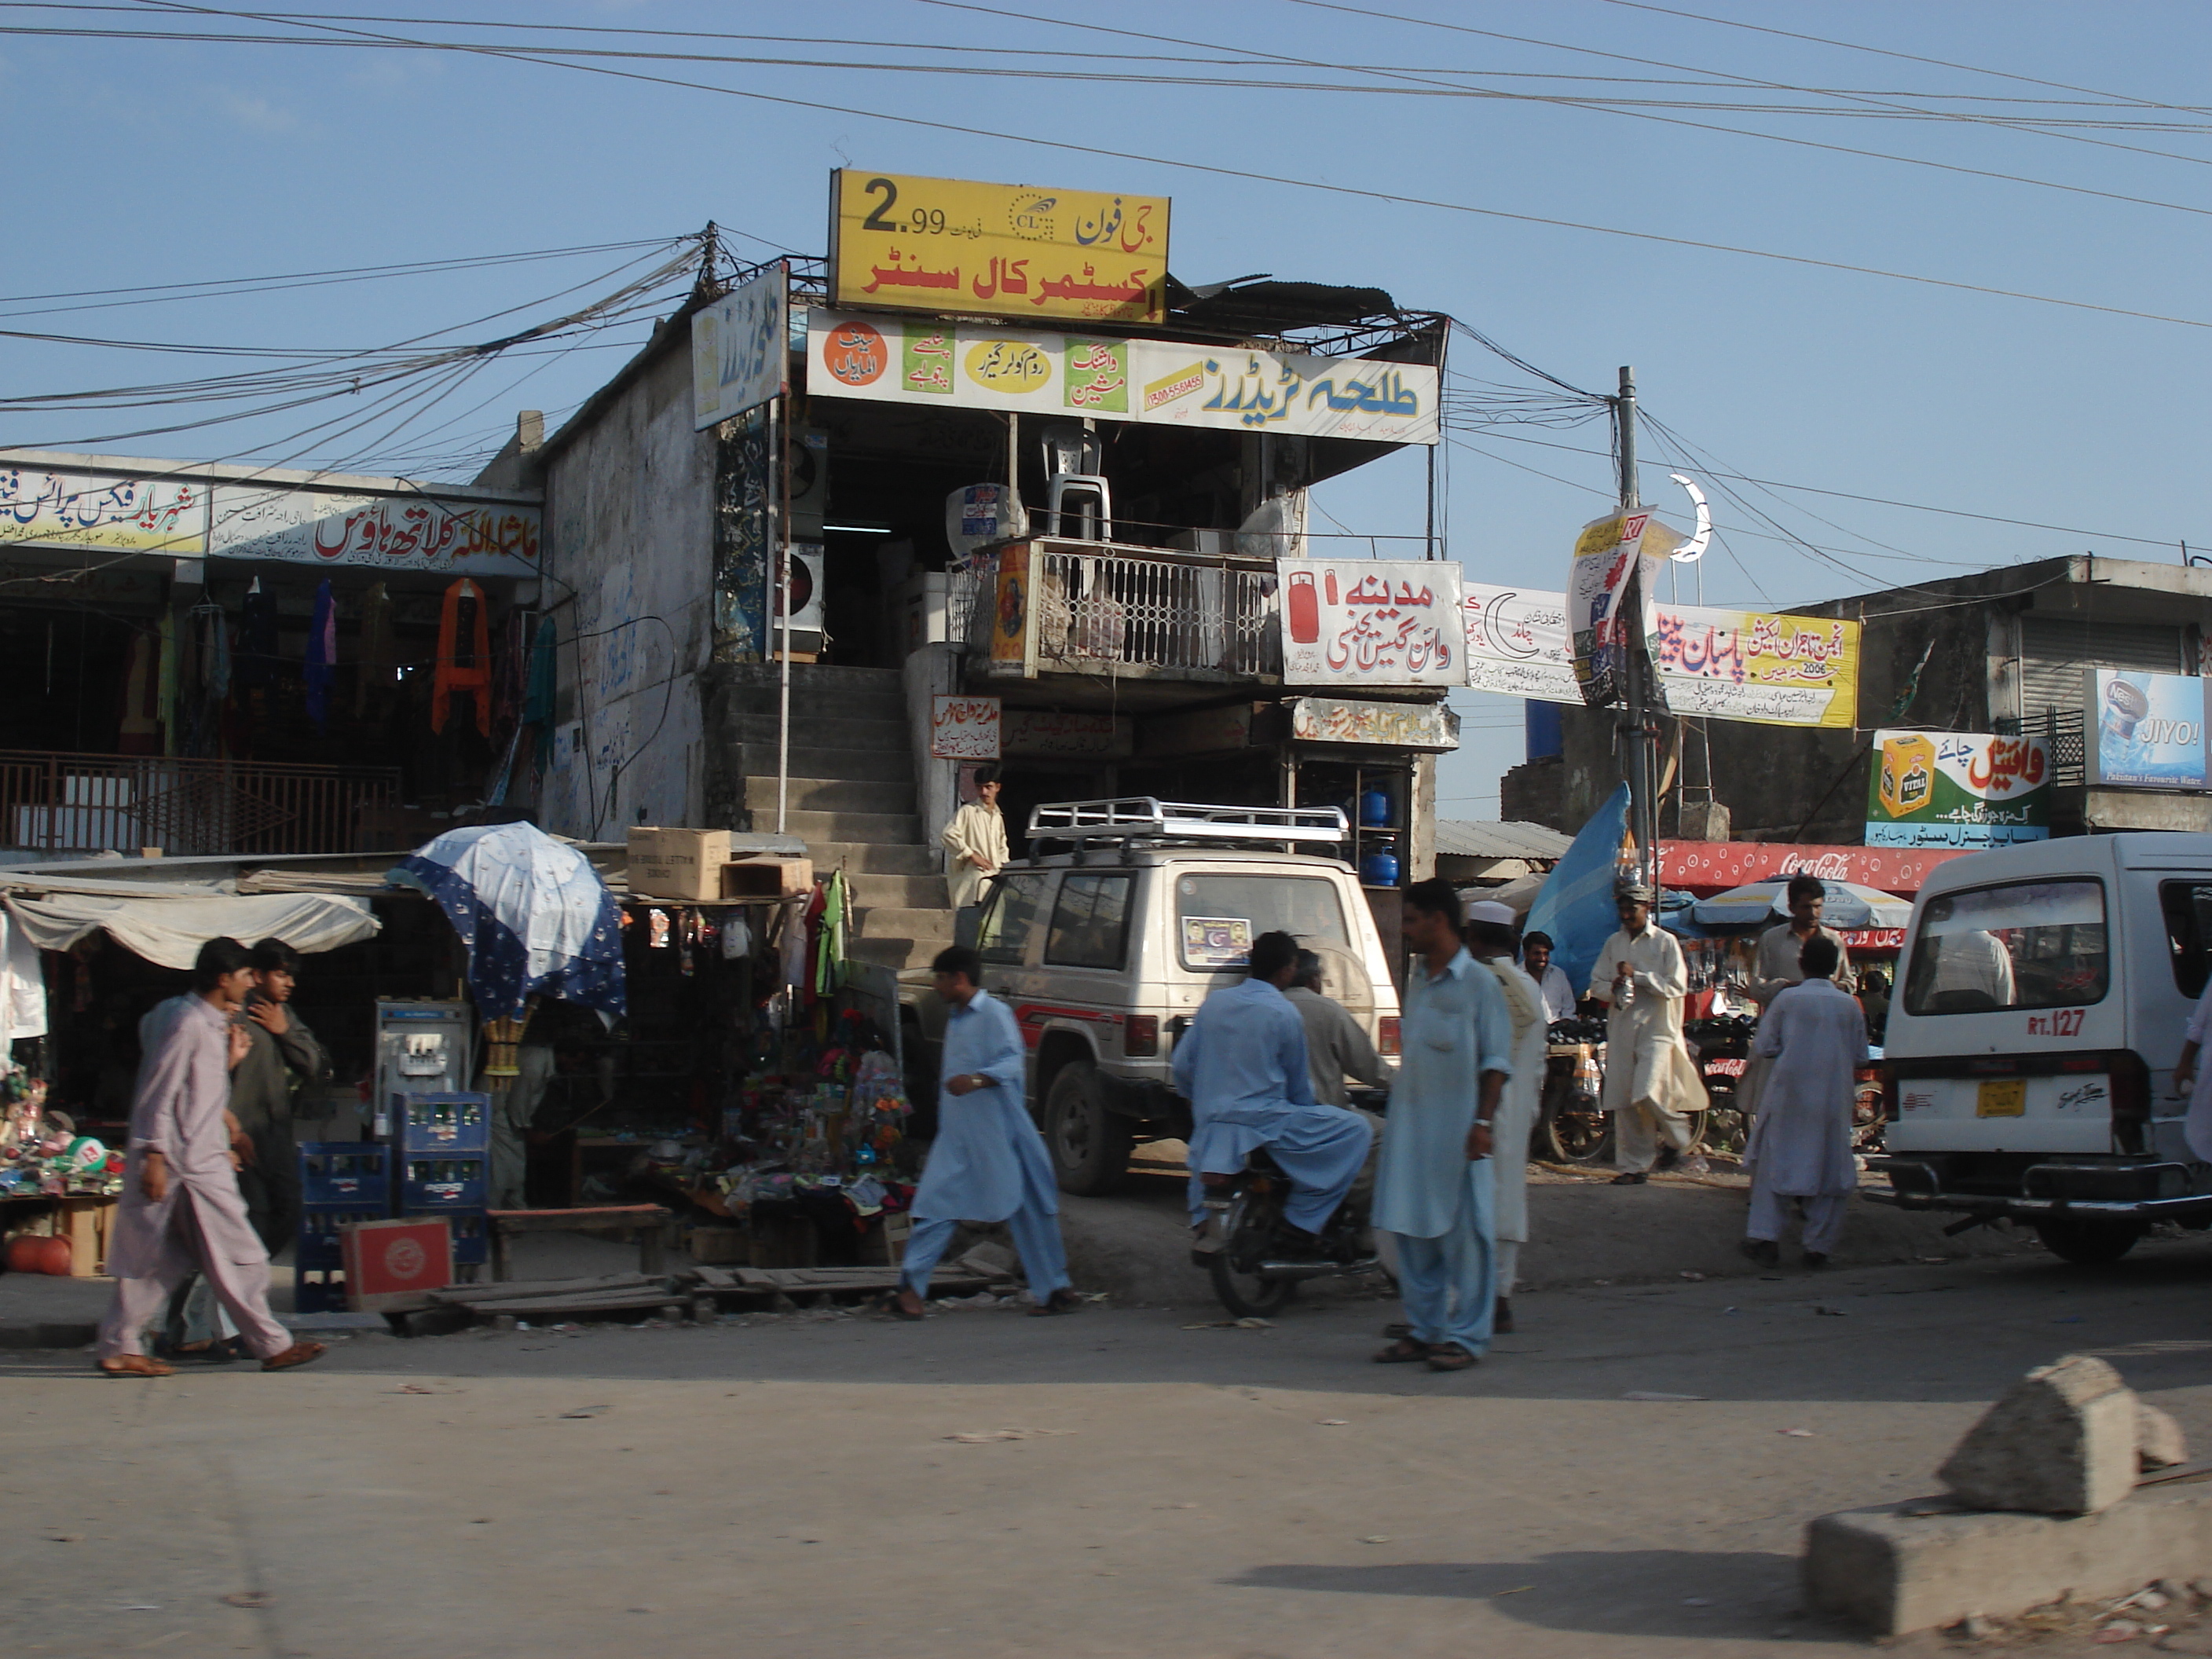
(1523, 784, 1632, 995)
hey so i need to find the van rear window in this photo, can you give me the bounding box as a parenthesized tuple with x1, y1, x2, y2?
(1175, 874, 1350, 971)
(1902, 878, 2108, 1017)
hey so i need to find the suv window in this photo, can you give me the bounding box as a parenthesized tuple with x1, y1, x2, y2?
(1046, 873, 1133, 970)
(1903, 878, 2108, 1016)
(1175, 873, 1350, 972)
(977, 872, 1050, 965)
(2161, 881, 2212, 999)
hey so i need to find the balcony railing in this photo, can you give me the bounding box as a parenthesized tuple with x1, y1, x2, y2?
(957, 538, 1280, 680)
(0, 751, 402, 857)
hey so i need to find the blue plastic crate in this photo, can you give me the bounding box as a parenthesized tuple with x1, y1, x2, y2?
(395, 1092, 491, 1155)
(408, 1208, 487, 1266)
(298, 1142, 390, 1207)
(295, 1203, 388, 1269)
(400, 1153, 488, 1210)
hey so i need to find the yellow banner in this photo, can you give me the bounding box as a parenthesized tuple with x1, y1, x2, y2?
(830, 170, 1170, 325)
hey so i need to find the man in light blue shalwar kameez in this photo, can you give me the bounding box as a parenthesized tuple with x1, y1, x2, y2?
(1173, 931, 1372, 1251)
(1373, 879, 1514, 1372)
(886, 946, 1080, 1320)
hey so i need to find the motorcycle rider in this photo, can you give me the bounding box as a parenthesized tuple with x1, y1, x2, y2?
(1174, 929, 1372, 1260)
(1284, 948, 1390, 1229)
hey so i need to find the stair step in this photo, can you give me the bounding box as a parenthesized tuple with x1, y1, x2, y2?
(737, 743, 910, 786)
(851, 906, 955, 943)
(807, 841, 941, 876)
(724, 714, 908, 753)
(847, 872, 950, 908)
(780, 808, 922, 844)
(848, 936, 929, 970)
(743, 775, 916, 814)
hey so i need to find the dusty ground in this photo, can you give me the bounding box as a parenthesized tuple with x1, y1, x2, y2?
(6, 1221, 2211, 1659)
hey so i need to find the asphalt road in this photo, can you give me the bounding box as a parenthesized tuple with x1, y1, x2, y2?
(9, 1232, 2212, 1658)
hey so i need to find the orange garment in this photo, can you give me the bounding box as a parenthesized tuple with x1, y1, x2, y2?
(432, 578, 492, 737)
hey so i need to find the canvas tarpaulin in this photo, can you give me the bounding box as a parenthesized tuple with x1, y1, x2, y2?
(2, 890, 379, 969)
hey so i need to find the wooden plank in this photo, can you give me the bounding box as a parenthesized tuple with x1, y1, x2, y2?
(428, 1273, 657, 1306)
(461, 1291, 684, 1315)
(688, 1265, 739, 1290)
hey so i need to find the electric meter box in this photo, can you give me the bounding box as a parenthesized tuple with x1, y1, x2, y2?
(372, 1000, 473, 1141)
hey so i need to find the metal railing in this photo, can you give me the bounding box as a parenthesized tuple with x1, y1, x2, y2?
(954, 539, 1278, 677)
(0, 751, 401, 856)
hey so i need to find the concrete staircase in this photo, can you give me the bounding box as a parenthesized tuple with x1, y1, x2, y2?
(731, 665, 953, 970)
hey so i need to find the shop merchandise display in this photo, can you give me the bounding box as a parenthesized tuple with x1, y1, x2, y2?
(1, 1075, 122, 1199)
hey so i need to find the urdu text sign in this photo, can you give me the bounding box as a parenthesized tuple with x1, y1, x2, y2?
(830, 170, 1170, 325)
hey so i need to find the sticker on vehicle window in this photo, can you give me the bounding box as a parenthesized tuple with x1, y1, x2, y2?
(1182, 916, 1252, 969)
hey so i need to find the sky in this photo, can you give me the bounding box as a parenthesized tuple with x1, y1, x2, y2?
(4, 1, 2209, 818)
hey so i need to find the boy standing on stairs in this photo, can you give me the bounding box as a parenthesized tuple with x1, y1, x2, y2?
(940, 765, 1009, 930)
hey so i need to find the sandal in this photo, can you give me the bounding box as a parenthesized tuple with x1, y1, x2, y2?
(1372, 1337, 1430, 1364)
(877, 1290, 925, 1322)
(1027, 1288, 1082, 1317)
(1379, 1320, 1412, 1340)
(1426, 1343, 1480, 1372)
(259, 1341, 327, 1373)
(98, 1354, 175, 1379)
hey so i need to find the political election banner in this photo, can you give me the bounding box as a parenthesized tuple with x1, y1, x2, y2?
(1566, 511, 1683, 710)
(1865, 730, 2051, 848)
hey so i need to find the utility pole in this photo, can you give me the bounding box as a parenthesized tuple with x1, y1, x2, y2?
(1616, 365, 1657, 891)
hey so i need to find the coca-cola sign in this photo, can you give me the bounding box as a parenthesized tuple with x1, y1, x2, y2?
(1661, 840, 1971, 895)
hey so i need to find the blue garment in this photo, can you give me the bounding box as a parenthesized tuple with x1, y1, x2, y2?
(1375, 947, 1514, 1238)
(1394, 1159, 1496, 1356)
(913, 989, 1060, 1225)
(1171, 976, 1372, 1232)
(901, 1209, 1070, 1298)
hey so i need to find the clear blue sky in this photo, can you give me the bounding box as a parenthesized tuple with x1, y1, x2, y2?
(5, 2, 2207, 815)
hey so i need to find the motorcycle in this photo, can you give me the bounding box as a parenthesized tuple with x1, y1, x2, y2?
(1685, 1013, 1758, 1156)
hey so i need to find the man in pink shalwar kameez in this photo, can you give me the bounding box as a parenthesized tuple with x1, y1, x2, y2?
(96, 937, 324, 1378)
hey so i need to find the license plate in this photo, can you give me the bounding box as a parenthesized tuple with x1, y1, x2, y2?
(1976, 1079, 2027, 1118)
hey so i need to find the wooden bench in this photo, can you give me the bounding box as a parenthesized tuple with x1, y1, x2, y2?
(485, 1205, 671, 1283)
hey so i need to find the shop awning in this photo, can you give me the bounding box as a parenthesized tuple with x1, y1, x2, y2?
(2, 888, 379, 969)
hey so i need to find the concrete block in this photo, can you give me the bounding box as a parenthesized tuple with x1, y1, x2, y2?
(1938, 1353, 2138, 1515)
(2139, 1401, 2190, 1470)
(1804, 1482, 2212, 1635)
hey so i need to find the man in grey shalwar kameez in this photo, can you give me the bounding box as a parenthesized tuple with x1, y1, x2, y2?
(95, 938, 324, 1377)
(1741, 934, 1866, 1269)
(1373, 881, 1513, 1372)
(885, 946, 1079, 1319)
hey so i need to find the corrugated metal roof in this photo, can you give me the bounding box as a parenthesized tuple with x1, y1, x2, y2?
(1434, 820, 1573, 860)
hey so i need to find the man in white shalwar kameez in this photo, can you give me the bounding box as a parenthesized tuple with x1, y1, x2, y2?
(2166, 980, 2212, 1167)
(1739, 874, 1857, 1125)
(1590, 884, 1709, 1183)
(1372, 881, 1512, 1372)
(1463, 901, 1544, 1335)
(1741, 934, 1866, 1267)
(939, 767, 1009, 915)
(886, 946, 1079, 1319)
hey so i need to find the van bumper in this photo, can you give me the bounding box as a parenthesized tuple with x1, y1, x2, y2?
(1868, 1155, 2209, 1221)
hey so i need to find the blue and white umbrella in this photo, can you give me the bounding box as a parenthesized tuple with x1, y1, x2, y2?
(1690, 878, 1912, 932)
(390, 822, 626, 1020)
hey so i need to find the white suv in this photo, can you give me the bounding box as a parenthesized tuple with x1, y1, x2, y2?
(908, 800, 1403, 1194)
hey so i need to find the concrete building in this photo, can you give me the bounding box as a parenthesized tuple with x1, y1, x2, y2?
(1501, 555, 2212, 843)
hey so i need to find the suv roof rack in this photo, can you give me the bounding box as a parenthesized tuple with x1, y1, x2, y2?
(1026, 797, 1349, 849)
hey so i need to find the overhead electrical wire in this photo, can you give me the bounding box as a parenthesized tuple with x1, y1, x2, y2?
(65, 0, 2210, 335)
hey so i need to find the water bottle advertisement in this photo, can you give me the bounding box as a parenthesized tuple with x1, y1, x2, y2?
(2089, 668, 2208, 789)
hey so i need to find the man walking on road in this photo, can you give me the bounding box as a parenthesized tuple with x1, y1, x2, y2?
(1741, 935, 1867, 1268)
(885, 946, 1079, 1319)
(1463, 900, 1544, 1335)
(96, 937, 325, 1377)
(1176, 931, 1372, 1259)
(1590, 884, 1709, 1186)
(1372, 881, 1512, 1372)
(230, 938, 331, 1253)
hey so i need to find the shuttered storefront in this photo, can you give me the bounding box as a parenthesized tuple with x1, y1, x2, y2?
(2018, 617, 2186, 783)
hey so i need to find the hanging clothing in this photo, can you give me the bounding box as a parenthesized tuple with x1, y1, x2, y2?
(302, 580, 336, 731)
(155, 613, 178, 758)
(814, 872, 848, 998)
(939, 801, 1009, 911)
(235, 584, 279, 690)
(1, 906, 46, 1042)
(431, 578, 493, 736)
(355, 581, 395, 716)
(118, 632, 162, 755)
(1588, 924, 1708, 1174)
(1745, 977, 1866, 1200)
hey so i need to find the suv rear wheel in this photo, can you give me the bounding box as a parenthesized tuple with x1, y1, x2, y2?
(1044, 1060, 1133, 1196)
(2033, 1218, 2145, 1265)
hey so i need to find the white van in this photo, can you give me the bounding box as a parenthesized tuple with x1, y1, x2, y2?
(1870, 832, 2212, 1262)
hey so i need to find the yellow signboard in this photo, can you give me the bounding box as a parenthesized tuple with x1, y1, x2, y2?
(830, 170, 1170, 325)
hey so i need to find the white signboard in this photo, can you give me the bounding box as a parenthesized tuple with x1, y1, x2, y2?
(693, 266, 789, 430)
(0, 467, 208, 554)
(930, 694, 1002, 760)
(807, 309, 1437, 445)
(209, 488, 540, 573)
(1280, 560, 1463, 687)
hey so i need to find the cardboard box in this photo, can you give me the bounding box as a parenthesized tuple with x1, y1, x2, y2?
(721, 856, 813, 900)
(341, 1216, 454, 1312)
(628, 826, 734, 901)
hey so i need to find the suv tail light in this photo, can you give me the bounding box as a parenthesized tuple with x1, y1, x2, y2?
(1124, 1016, 1159, 1058)
(1378, 1016, 1401, 1057)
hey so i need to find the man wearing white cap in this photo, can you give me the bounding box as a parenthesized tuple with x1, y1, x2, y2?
(1589, 883, 1709, 1185)
(1463, 900, 1544, 1331)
